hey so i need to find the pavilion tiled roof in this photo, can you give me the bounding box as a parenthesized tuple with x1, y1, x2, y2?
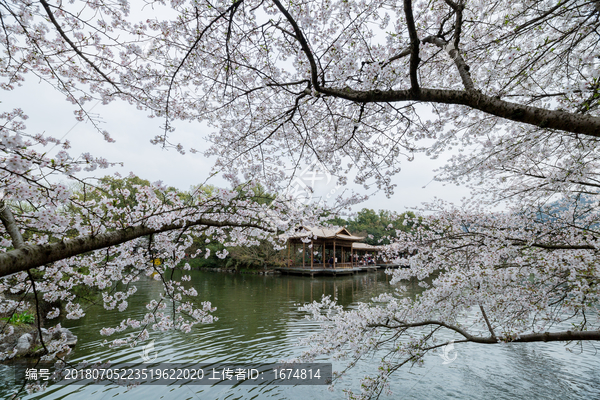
(287, 225, 365, 241)
(352, 242, 381, 250)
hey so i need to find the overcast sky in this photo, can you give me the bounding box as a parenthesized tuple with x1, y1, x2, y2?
(5, 79, 473, 216)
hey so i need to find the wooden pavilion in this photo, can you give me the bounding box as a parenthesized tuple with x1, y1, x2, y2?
(281, 226, 384, 275)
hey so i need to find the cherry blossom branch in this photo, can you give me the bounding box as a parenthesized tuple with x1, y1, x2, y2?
(38, 0, 120, 93)
(421, 35, 475, 91)
(264, 0, 599, 138)
(0, 217, 273, 278)
(369, 320, 600, 343)
(162, 0, 245, 142)
(479, 305, 496, 339)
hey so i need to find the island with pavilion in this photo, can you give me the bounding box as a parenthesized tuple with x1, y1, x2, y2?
(277, 226, 395, 276)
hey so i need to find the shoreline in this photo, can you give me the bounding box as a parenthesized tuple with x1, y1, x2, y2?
(193, 267, 281, 275)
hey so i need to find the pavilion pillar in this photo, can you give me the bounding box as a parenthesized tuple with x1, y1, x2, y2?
(303, 242, 306, 268)
(333, 240, 336, 269)
(310, 239, 314, 269)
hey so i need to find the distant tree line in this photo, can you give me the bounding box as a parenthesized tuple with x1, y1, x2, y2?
(328, 209, 417, 245)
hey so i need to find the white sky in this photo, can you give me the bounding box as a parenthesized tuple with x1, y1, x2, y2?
(4, 79, 473, 216)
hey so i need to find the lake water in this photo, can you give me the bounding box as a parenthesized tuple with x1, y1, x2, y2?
(2, 270, 599, 399)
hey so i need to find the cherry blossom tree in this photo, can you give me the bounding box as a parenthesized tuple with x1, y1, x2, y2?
(0, 97, 310, 394)
(1, 0, 600, 398)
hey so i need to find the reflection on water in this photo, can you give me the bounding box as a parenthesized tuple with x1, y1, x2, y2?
(1, 270, 598, 399)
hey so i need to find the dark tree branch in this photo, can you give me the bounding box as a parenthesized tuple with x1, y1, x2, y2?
(27, 270, 50, 355)
(515, 241, 596, 250)
(271, 0, 321, 90)
(442, 0, 464, 49)
(403, 0, 420, 93)
(370, 319, 600, 343)
(514, 0, 574, 33)
(309, 86, 600, 136)
(381, 47, 411, 68)
(0, 203, 25, 250)
(479, 305, 496, 339)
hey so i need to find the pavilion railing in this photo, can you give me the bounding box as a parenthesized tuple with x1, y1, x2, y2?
(284, 261, 359, 269)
